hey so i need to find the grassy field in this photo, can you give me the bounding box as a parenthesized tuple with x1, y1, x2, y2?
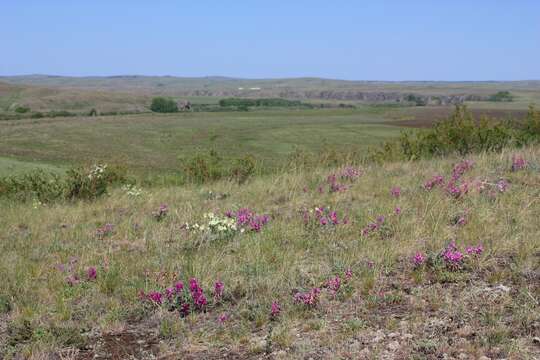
(0, 108, 405, 176)
(0, 146, 538, 358)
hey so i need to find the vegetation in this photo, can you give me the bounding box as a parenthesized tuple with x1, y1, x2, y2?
(0, 147, 538, 358)
(371, 105, 540, 161)
(489, 91, 514, 102)
(218, 97, 311, 109)
(150, 97, 178, 113)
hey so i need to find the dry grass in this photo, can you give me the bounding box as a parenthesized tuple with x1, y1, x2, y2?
(0, 147, 539, 359)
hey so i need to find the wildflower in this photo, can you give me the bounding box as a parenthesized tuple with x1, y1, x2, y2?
(394, 206, 401, 215)
(270, 301, 281, 319)
(174, 281, 184, 293)
(96, 223, 114, 238)
(345, 268, 353, 280)
(66, 274, 80, 286)
(327, 276, 341, 296)
(152, 204, 168, 221)
(451, 160, 474, 181)
(189, 278, 207, 309)
(164, 287, 175, 300)
(293, 288, 321, 307)
(412, 252, 426, 267)
(466, 244, 483, 255)
(180, 303, 190, 317)
(391, 187, 401, 198)
(86, 266, 97, 281)
(148, 291, 163, 305)
(511, 155, 526, 172)
(214, 281, 224, 302)
(424, 175, 445, 190)
(218, 313, 229, 323)
(496, 179, 509, 192)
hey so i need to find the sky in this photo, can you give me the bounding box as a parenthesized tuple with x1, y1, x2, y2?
(1, 1, 539, 81)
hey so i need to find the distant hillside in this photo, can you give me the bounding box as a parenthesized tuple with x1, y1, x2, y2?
(0, 80, 150, 113)
(2, 75, 540, 104)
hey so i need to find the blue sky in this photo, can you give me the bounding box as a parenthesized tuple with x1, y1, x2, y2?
(1, 1, 539, 80)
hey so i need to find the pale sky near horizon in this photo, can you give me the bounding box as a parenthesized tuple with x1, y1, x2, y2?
(1, 1, 539, 80)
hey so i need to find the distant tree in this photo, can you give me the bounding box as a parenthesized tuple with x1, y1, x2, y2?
(150, 97, 178, 113)
(489, 91, 513, 102)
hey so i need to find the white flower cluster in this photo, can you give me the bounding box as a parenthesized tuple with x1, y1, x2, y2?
(88, 164, 107, 180)
(121, 183, 143, 197)
(184, 212, 244, 239)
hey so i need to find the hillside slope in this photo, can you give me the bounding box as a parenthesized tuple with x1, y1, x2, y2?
(0, 147, 538, 358)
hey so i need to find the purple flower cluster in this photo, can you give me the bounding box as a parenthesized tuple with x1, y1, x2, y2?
(226, 208, 269, 232)
(412, 252, 426, 267)
(56, 257, 98, 286)
(96, 223, 114, 238)
(391, 187, 401, 198)
(304, 207, 348, 227)
(466, 245, 483, 255)
(361, 215, 385, 237)
(442, 241, 464, 266)
(141, 277, 219, 317)
(511, 155, 527, 172)
(451, 160, 474, 180)
(339, 166, 362, 181)
(270, 301, 281, 319)
(424, 175, 445, 190)
(326, 174, 348, 193)
(327, 275, 341, 297)
(152, 204, 169, 221)
(293, 288, 321, 307)
(322, 167, 362, 193)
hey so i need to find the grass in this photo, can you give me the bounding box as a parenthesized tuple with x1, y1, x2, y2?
(0, 108, 404, 176)
(0, 146, 538, 358)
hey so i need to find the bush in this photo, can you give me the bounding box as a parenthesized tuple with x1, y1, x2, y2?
(231, 155, 257, 183)
(151, 97, 178, 113)
(489, 91, 513, 102)
(0, 170, 64, 203)
(181, 150, 224, 184)
(65, 164, 128, 200)
(14, 106, 30, 114)
(370, 105, 539, 162)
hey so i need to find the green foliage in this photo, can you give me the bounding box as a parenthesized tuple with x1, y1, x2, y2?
(0, 170, 64, 203)
(0, 164, 129, 202)
(231, 155, 257, 184)
(371, 105, 539, 161)
(180, 150, 259, 184)
(150, 97, 178, 113)
(218, 98, 312, 109)
(14, 105, 30, 114)
(405, 94, 426, 106)
(489, 91, 514, 102)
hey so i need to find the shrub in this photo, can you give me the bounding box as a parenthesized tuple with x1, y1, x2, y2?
(231, 155, 257, 183)
(14, 106, 30, 114)
(65, 164, 128, 200)
(181, 150, 224, 184)
(488, 91, 513, 102)
(0, 170, 64, 203)
(150, 97, 178, 113)
(370, 105, 537, 161)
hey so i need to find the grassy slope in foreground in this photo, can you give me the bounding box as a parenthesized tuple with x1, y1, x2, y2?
(0, 147, 539, 358)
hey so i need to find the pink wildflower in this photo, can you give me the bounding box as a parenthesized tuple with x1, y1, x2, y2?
(345, 268, 353, 280)
(511, 155, 526, 172)
(148, 291, 163, 305)
(86, 266, 97, 281)
(391, 187, 401, 198)
(214, 281, 224, 301)
(218, 313, 229, 323)
(270, 301, 281, 319)
(412, 252, 426, 267)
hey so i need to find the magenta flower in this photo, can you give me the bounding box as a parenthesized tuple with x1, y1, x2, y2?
(218, 313, 229, 323)
(496, 179, 509, 192)
(65, 274, 80, 286)
(86, 266, 97, 281)
(174, 281, 184, 293)
(214, 281, 224, 301)
(327, 276, 341, 296)
(152, 204, 169, 221)
(511, 155, 526, 172)
(293, 288, 321, 307)
(412, 252, 426, 267)
(345, 268, 352, 280)
(394, 206, 401, 215)
(466, 244, 483, 255)
(148, 291, 163, 305)
(391, 187, 401, 198)
(424, 175, 445, 190)
(270, 301, 281, 319)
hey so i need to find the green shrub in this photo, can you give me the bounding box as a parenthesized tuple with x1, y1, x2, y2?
(231, 155, 257, 183)
(0, 170, 64, 203)
(489, 91, 513, 102)
(181, 150, 224, 184)
(14, 106, 30, 114)
(371, 105, 539, 162)
(65, 164, 128, 200)
(150, 97, 178, 113)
